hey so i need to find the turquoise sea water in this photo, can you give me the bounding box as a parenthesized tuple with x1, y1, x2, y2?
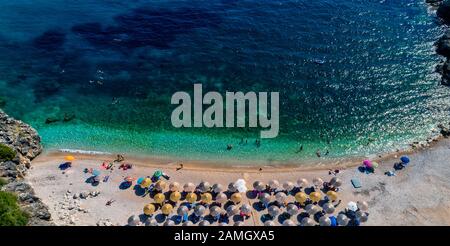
(0, 0, 449, 164)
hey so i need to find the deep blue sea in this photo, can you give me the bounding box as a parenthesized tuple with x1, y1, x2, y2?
(0, 0, 448, 164)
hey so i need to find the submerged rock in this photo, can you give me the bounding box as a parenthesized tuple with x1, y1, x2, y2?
(436, 31, 450, 58)
(437, 2, 450, 23)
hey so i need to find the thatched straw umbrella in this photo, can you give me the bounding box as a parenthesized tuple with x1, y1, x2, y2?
(226, 205, 239, 216)
(182, 221, 193, 226)
(212, 183, 224, 194)
(233, 221, 244, 226)
(210, 206, 222, 217)
(297, 178, 309, 188)
(177, 205, 189, 216)
(194, 204, 206, 217)
(282, 181, 295, 192)
(323, 202, 335, 214)
(337, 214, 349, 226)
(144, 218, 158, 226)
(259, 192, 271, 204)
(275, 192, 287, 203)
(183, 182, 196, 192)
(215, 192, 228, 204)
(228, 182, 237, 193)
(287, 204, 299, 216)
(169, 182, 181, 192)
(198, 181, 211, 193)
(357, 201, 369, 211)
(268, 180, 280, 190)
(199, 220, 210, 226)
(155, 180, 167, 192)
(185, 192, 197, 203)
(240, 204, 252, 214)
(127, 215, 140, 226)
(319, 216, 331, 226)
(169, 191, 182, 203)
(163, 220, 175, 226)
(268, 205, 280, 217)
(264, 220, 276, 226)
(283, 219, 296, 226)
(312, 177, 323, 187)
(300, 217, 315, 226)
(253, 181, 266, 192)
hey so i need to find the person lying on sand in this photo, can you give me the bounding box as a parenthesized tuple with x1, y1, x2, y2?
(114, 154, 125, 162)
(106, 199, 115, 206)
(176, 163, 184, 171)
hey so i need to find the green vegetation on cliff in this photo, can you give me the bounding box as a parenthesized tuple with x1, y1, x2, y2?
(0, 191, 29, 226)
(0, 144, 15, 162)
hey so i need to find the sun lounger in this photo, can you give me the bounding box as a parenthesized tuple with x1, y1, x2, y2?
(351, 178, 362, 188)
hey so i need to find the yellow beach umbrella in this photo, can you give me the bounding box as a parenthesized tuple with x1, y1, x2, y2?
(140, 178, 152, 188)
(185, 192, 197, 203)
(143, 204, 156, 215)
(64, 155, 75, 162)
(230, 193, 242, 204)
(169, 191, 181, 202)
(200, 193, 213, 204)
(153, 193, 165, 204)
(326, 191, 338, 201)
(309, 191, 322, 203)
(295, 192, 308, 204)
(161, 203, 173, 215)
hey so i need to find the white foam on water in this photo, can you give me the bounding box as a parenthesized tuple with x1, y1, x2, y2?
(58, 149, 111, 155)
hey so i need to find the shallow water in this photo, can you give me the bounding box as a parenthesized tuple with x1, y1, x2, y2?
(0, 0, 449, 164)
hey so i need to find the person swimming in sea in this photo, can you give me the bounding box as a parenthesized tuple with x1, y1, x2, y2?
(295, 145, 304, 153)
(255, 139, 261, 148)
(316, 149, 321, 158)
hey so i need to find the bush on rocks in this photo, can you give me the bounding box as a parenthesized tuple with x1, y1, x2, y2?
(0, 144, 16, 162)
(0, 191, 29, 226)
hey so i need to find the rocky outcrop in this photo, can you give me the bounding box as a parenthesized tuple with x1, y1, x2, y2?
(437, 1, 450, 23)
(0, 110, 54, 226)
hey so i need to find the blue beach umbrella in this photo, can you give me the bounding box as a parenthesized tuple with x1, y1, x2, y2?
(137, 177, 144, 185)
(92, 169, 101, 176)
(329, 216, 337, 227)
(400, 156, 410, 165)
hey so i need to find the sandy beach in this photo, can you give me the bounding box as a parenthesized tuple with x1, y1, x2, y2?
(25, 137, 450, 226)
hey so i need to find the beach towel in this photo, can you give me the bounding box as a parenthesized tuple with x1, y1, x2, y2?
(351, 178, 362, 188)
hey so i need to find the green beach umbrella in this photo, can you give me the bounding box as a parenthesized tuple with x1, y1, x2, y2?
(154, 170, 163, 178)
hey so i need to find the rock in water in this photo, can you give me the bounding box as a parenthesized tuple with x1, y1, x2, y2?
(437, 1, 450, 23)
(436, 31, 450, 58)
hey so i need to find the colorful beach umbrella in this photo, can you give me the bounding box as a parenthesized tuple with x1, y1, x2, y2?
(400, 156, 410, 164)
(329, 177, 342, 187)
(313, 177, 323, 187)
(230, 193, 242, 204)
(215, 192, 228, 204)
(372, 162, 379, 169)
(64, 155, 75, 162)
(326, 191, 338, 201)
(295, 192, 308, 204)
(143, 204, 156, 216)
(185, 192, 197, 203)
(137, 177, 144, 185)
(92, 169, 101, 177)
(363, 159, 372, 168)
(140, 178, 152, 188)
(153, 170, 163, 178)
(169, 191, 181, 202)
(309, 191, 322, 203)
(153, 193, 165, 204)
(356, 211, 369, 223)
(161, 204, 173, 215)
(305, 204, 320, 215)
(200, 192, 213, 204)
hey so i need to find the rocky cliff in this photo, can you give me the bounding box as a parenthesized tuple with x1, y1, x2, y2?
(0, 110, 53, 225)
